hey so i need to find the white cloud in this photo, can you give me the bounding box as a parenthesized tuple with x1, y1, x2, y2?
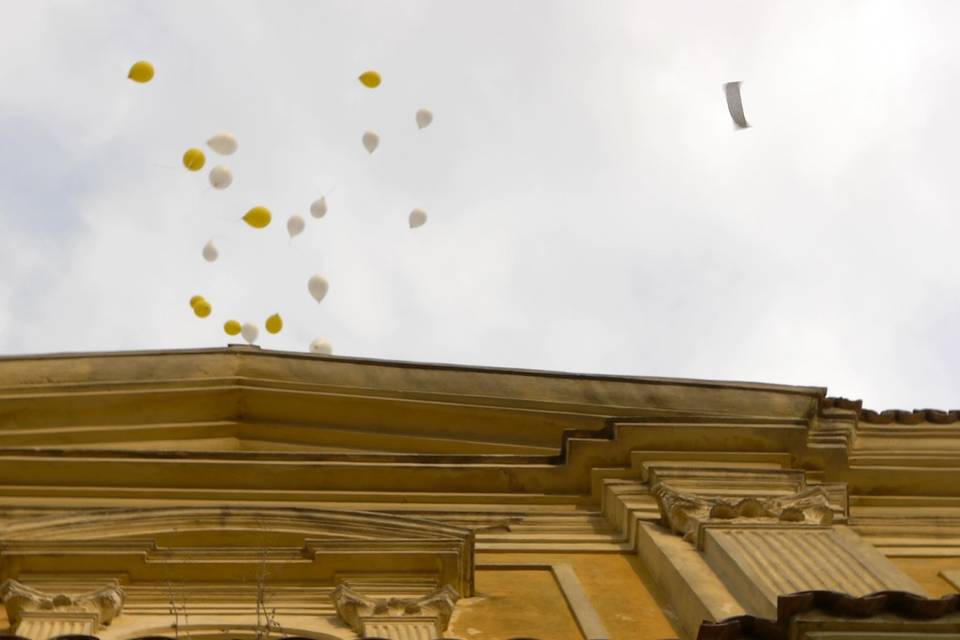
(0, 0, 957, 409)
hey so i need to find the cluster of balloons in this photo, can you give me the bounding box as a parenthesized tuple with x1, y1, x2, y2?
(189, 295, 212, 318)
(129, 62, 443, 356)
(357, 70, 433, 229)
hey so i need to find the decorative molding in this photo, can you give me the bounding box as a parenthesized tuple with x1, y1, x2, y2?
(652, 483, 834, 544)
(0, 579, 125, 640)
(331, 583, 459, 640)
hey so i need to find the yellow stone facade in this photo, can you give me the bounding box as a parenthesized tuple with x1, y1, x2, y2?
(0, 346, 957, 639)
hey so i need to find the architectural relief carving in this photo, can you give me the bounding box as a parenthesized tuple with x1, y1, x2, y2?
(0, 579, 126, 626)
(652, 483, 834, 543)
(331, 583, 459, 640)
(0, 579, 125, 640)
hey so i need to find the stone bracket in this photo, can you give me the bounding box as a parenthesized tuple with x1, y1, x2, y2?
(0, 579, 125, 640)
(331, 582, 459, 640)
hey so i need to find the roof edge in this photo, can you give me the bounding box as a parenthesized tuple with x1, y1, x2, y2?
(0, 345, 827, 397)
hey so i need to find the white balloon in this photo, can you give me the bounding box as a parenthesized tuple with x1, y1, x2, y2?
(408, 208, 427, 229)
(308, 274, 329, 303)
(309, 338, 333, 355)
(207, 133, 238, 155)
(202, 239, 219, 262)
(241, 322, 259, 344)
(208, 165, 233, 189)
(415, 108, 433, 129)
(310, 197, 328, 218)
(287, 214, 306, 238)
(362, 131, 380, 154)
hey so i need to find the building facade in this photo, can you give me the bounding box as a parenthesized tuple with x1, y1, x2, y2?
(0, 346, 957, 640)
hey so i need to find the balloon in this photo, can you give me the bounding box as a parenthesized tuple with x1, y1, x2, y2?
(193, 299, 212, 318)
(207, 133, 238, 155)
(243, 206, 272, 229)
(310, 197, 327, 219)
(409, 208, 427, 229)
(308, 275, 329, 303)
(358, 70, 381, 88)
(183, 148, 205, 171)
(265, 313, 283, 334)
(127, 61, 154, 83)
(209, 165, 233, 189)
(287, 214, 305, 238)
(415, 108, 433, 129)
(241, 322, 259, 344)
(202, 239, 219, 262)
(224, 319, 242, 336)
(724, 81, 750, 129)
(309, 339, 333, 355)
(189, 295, 205, 308)
(362, 131, 380, 154)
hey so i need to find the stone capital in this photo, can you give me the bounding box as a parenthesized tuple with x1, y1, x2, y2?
(331, 583, 459, 640)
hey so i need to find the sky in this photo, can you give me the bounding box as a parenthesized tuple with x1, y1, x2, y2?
(0, 1, 958, 410)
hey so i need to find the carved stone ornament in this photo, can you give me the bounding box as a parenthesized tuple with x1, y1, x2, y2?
(652, 483, 835, 544)
(0, 579, 126, 627)
(331, 582, 459, 638)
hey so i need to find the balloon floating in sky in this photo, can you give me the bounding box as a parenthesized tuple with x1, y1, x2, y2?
(182, 148, 206, 171)
(362, 131, 380, 154)
(308, 275, 329, 303)
(287, 214, 305, 238)
(310, 338, 333, 355)
(408, 208, 427, 229)
(209, 165, 233, 190)
(240, 322, 259, 344)
(202, 239, 219, 262)
(415, 108, 433, 129)
(724, 81, 750, 129)
(127, 60, 154, 83)
(265, 313, 283, 334)
(243, 206, 272, 229)
(358, 70, 381, 88)
(224, 319, 242, 336)
(190, 296, 212, 318)
(310, 197, 327, 219)
(207, 133, 238, 155)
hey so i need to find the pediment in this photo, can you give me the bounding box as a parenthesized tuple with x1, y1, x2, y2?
(0, 506, 471, 542)
(0, 507, 474, 595)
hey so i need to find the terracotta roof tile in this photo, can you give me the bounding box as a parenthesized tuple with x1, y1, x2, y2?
(697, 590, 960, 640)
(824, 397, 960, 424)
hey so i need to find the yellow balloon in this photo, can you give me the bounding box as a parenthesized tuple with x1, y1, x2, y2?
(189, 295, 205, 308)
(224, 319, 242, 336)
(358, 70, 381, 88)
(182, 148, 205, 171)
(193, 300, 212, 318)
(128, 60, 154, 83)
(243, 206, 272, 229)
(265, 313, 283, 334)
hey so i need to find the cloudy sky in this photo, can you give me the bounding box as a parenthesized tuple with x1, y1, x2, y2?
(0, 1, 957, 409)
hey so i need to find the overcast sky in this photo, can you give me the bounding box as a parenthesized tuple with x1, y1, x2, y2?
(0, 1, 957, 409)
